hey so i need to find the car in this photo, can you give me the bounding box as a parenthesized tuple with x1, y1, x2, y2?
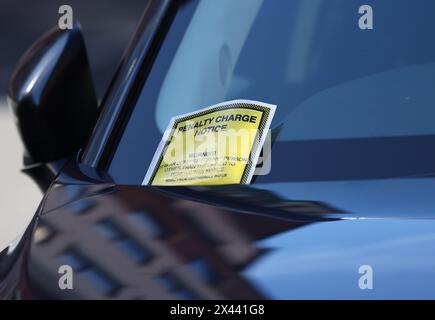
(2, 0, 435, 300)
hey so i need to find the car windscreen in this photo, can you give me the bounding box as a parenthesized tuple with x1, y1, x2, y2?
(102, 0, 435, 185)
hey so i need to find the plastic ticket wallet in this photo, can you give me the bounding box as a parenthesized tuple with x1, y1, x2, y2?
(142, 100, 276, 186)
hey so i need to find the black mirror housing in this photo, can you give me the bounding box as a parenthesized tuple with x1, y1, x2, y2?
(8, 23, 98, 165)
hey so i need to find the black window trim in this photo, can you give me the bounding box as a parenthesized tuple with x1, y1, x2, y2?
(81, 0, 176, 170)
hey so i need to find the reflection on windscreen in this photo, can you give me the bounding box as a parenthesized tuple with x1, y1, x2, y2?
(106, 0, 435, 184)
(156, 0, 435, 140)
(156, 0, 264, 130)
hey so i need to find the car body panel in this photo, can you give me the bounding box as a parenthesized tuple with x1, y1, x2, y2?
(2, 161, 433, 299)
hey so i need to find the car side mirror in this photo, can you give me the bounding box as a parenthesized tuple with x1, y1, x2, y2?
(7, 23, 98, 166)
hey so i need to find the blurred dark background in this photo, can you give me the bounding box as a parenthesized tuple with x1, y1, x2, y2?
(0, 0, 147, 251)
(0, 0, 147, 99)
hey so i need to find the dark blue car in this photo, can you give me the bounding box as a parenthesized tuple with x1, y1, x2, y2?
(2, 0, 435, 299)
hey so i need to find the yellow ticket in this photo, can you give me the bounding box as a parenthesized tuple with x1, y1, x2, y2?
(142, 100, 276, 186)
